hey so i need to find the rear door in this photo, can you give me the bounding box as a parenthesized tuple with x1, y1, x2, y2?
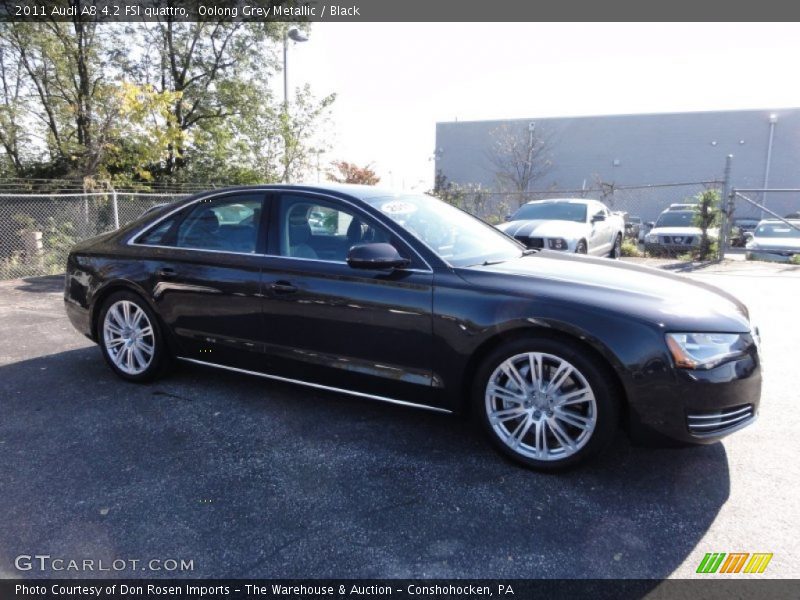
(136, 192, 268, 367)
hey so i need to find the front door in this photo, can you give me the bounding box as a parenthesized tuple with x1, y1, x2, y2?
(258, 192, 437, 406)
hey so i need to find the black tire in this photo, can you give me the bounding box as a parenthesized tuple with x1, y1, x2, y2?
(609, 233, 622, 259)
(575, 240, 588, 254)
(97, 291, 171, 382)
(472, 336, 620, 471)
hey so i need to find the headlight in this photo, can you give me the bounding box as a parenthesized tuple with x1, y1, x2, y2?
(665, 333, 749, 369)
(547, 238, 568, 250)
(646, 233, 658, 243)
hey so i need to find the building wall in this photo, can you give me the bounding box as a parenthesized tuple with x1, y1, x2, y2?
(435, 108, 800, 218)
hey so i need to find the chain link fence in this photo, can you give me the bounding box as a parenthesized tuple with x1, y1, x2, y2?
(0, 179, 743, 281)
(722, 187, 800, 260)
(0, 192, 190, 280)
(443, 181, 722, 224)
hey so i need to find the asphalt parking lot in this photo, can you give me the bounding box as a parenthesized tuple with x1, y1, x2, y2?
(1, 261, 798, 580)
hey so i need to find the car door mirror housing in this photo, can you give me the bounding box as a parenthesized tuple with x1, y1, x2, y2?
(347, 243, 411, 270)
(504, 214, 513, 222)
(592, 213, 606, 222)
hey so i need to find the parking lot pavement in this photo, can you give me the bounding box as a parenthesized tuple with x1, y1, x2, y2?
(1, 265, 798, 580)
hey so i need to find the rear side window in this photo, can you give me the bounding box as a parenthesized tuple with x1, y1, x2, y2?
(174, 194, 264, 253)
(137, 216, 177, 246)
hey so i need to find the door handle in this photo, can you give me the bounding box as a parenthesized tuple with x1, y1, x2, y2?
(156, 267, 177, 278)
(270, 281, 298, 294)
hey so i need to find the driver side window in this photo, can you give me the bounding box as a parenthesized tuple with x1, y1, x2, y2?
(278, 195, 392, 262)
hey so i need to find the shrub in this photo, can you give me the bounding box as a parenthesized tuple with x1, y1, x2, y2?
(620, 238, 642, 257)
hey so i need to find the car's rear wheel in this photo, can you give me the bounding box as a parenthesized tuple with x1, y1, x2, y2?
(575, 240, 588, 254)
(98, 291, 169, 382)
(609, 233, 622, 259)
(473, 337, 619, 471)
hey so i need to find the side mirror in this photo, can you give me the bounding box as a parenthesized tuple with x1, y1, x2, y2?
(504, 214, 513, 222)
(646, 221, 655, 229)
(743, 232, 754, 242)
(591, 213, 606, 222)
(347, 243, 410, 270)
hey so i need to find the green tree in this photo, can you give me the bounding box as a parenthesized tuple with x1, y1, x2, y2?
(0, 19, 335, 186)
(693, 189, 722, 260)
(1, 16, 124, 178)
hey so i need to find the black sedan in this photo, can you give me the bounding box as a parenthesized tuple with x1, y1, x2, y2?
(64, 184, 761, 470)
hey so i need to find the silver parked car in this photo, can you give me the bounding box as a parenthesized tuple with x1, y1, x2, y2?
(745, 219, 800, 262)
(498, 199, 625, 258)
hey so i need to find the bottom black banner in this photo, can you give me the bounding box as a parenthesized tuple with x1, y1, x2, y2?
(1, 579, 798, 600)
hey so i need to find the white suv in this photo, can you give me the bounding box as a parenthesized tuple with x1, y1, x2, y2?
(644, 207, 718, 255)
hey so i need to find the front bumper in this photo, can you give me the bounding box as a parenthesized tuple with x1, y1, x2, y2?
(746, 250, 798, 263)
(645, 242, 697, 255)
(627, 350, 761, 446)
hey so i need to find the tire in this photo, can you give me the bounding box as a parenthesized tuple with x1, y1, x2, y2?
(97, 291, 170, 382)
(472, 336, 619, 471)
(609, 233, 622, 259)
(575, 240, 588, 254)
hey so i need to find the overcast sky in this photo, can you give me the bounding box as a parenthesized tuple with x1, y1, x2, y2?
(287, 23, 800, 190)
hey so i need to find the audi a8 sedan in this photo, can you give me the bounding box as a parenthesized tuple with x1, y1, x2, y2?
(64, 184, 762, 470)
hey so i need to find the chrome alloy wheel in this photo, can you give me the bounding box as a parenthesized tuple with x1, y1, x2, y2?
(102, 300, 155, 376)
(485, 352, 597, 461)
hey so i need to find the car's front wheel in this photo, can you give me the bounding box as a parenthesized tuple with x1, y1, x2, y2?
(98, 291, 169, 382)
(473, 337, 619, 470)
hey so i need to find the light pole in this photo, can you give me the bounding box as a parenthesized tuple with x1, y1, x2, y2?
(761, 113, 778, 219)
(283, 27, 308, 183)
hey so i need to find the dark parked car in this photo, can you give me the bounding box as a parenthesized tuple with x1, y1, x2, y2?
(64, 184, 762, 470)
(729, 217, 760, 248)
(624, 215, 643, 240)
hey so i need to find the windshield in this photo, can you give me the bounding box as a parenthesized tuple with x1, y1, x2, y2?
(755, 222, 800, 238)
(366, 194, 523, 267)
(655, 211, 696, 228)
(511, 202, 587, 223)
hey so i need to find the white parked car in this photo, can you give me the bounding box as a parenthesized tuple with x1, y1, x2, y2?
(644, 206, 718, 255)
(745, 219, 800, 262)
(497, 199, 625, 258)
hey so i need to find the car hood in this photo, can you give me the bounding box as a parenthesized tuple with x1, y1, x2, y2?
(456, 252, 751, 332)
(649, 226, 719, 236)
(498, 219, 586, 238)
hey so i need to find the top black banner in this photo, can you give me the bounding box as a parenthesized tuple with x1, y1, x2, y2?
(2, 0, 800, 22)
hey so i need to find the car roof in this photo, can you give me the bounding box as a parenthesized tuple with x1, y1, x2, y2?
(658, 209, 695, 215)
(187, 183, 407, 202)
(524, 198, 599, 205)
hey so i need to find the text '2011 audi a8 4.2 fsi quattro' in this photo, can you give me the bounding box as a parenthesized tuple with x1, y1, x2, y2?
(64, 184, 761, 470)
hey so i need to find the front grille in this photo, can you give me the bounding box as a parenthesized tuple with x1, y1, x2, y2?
(661, 236, 695, 245)
(516, 236, 544, 249)
(687, 404, 754, 437)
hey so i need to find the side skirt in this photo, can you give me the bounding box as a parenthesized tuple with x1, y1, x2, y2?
(177, 357, 453, 415)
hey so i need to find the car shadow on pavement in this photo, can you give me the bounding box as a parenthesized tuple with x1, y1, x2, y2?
(13, 274, 65, 294)
(0, 348, 729, 582)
